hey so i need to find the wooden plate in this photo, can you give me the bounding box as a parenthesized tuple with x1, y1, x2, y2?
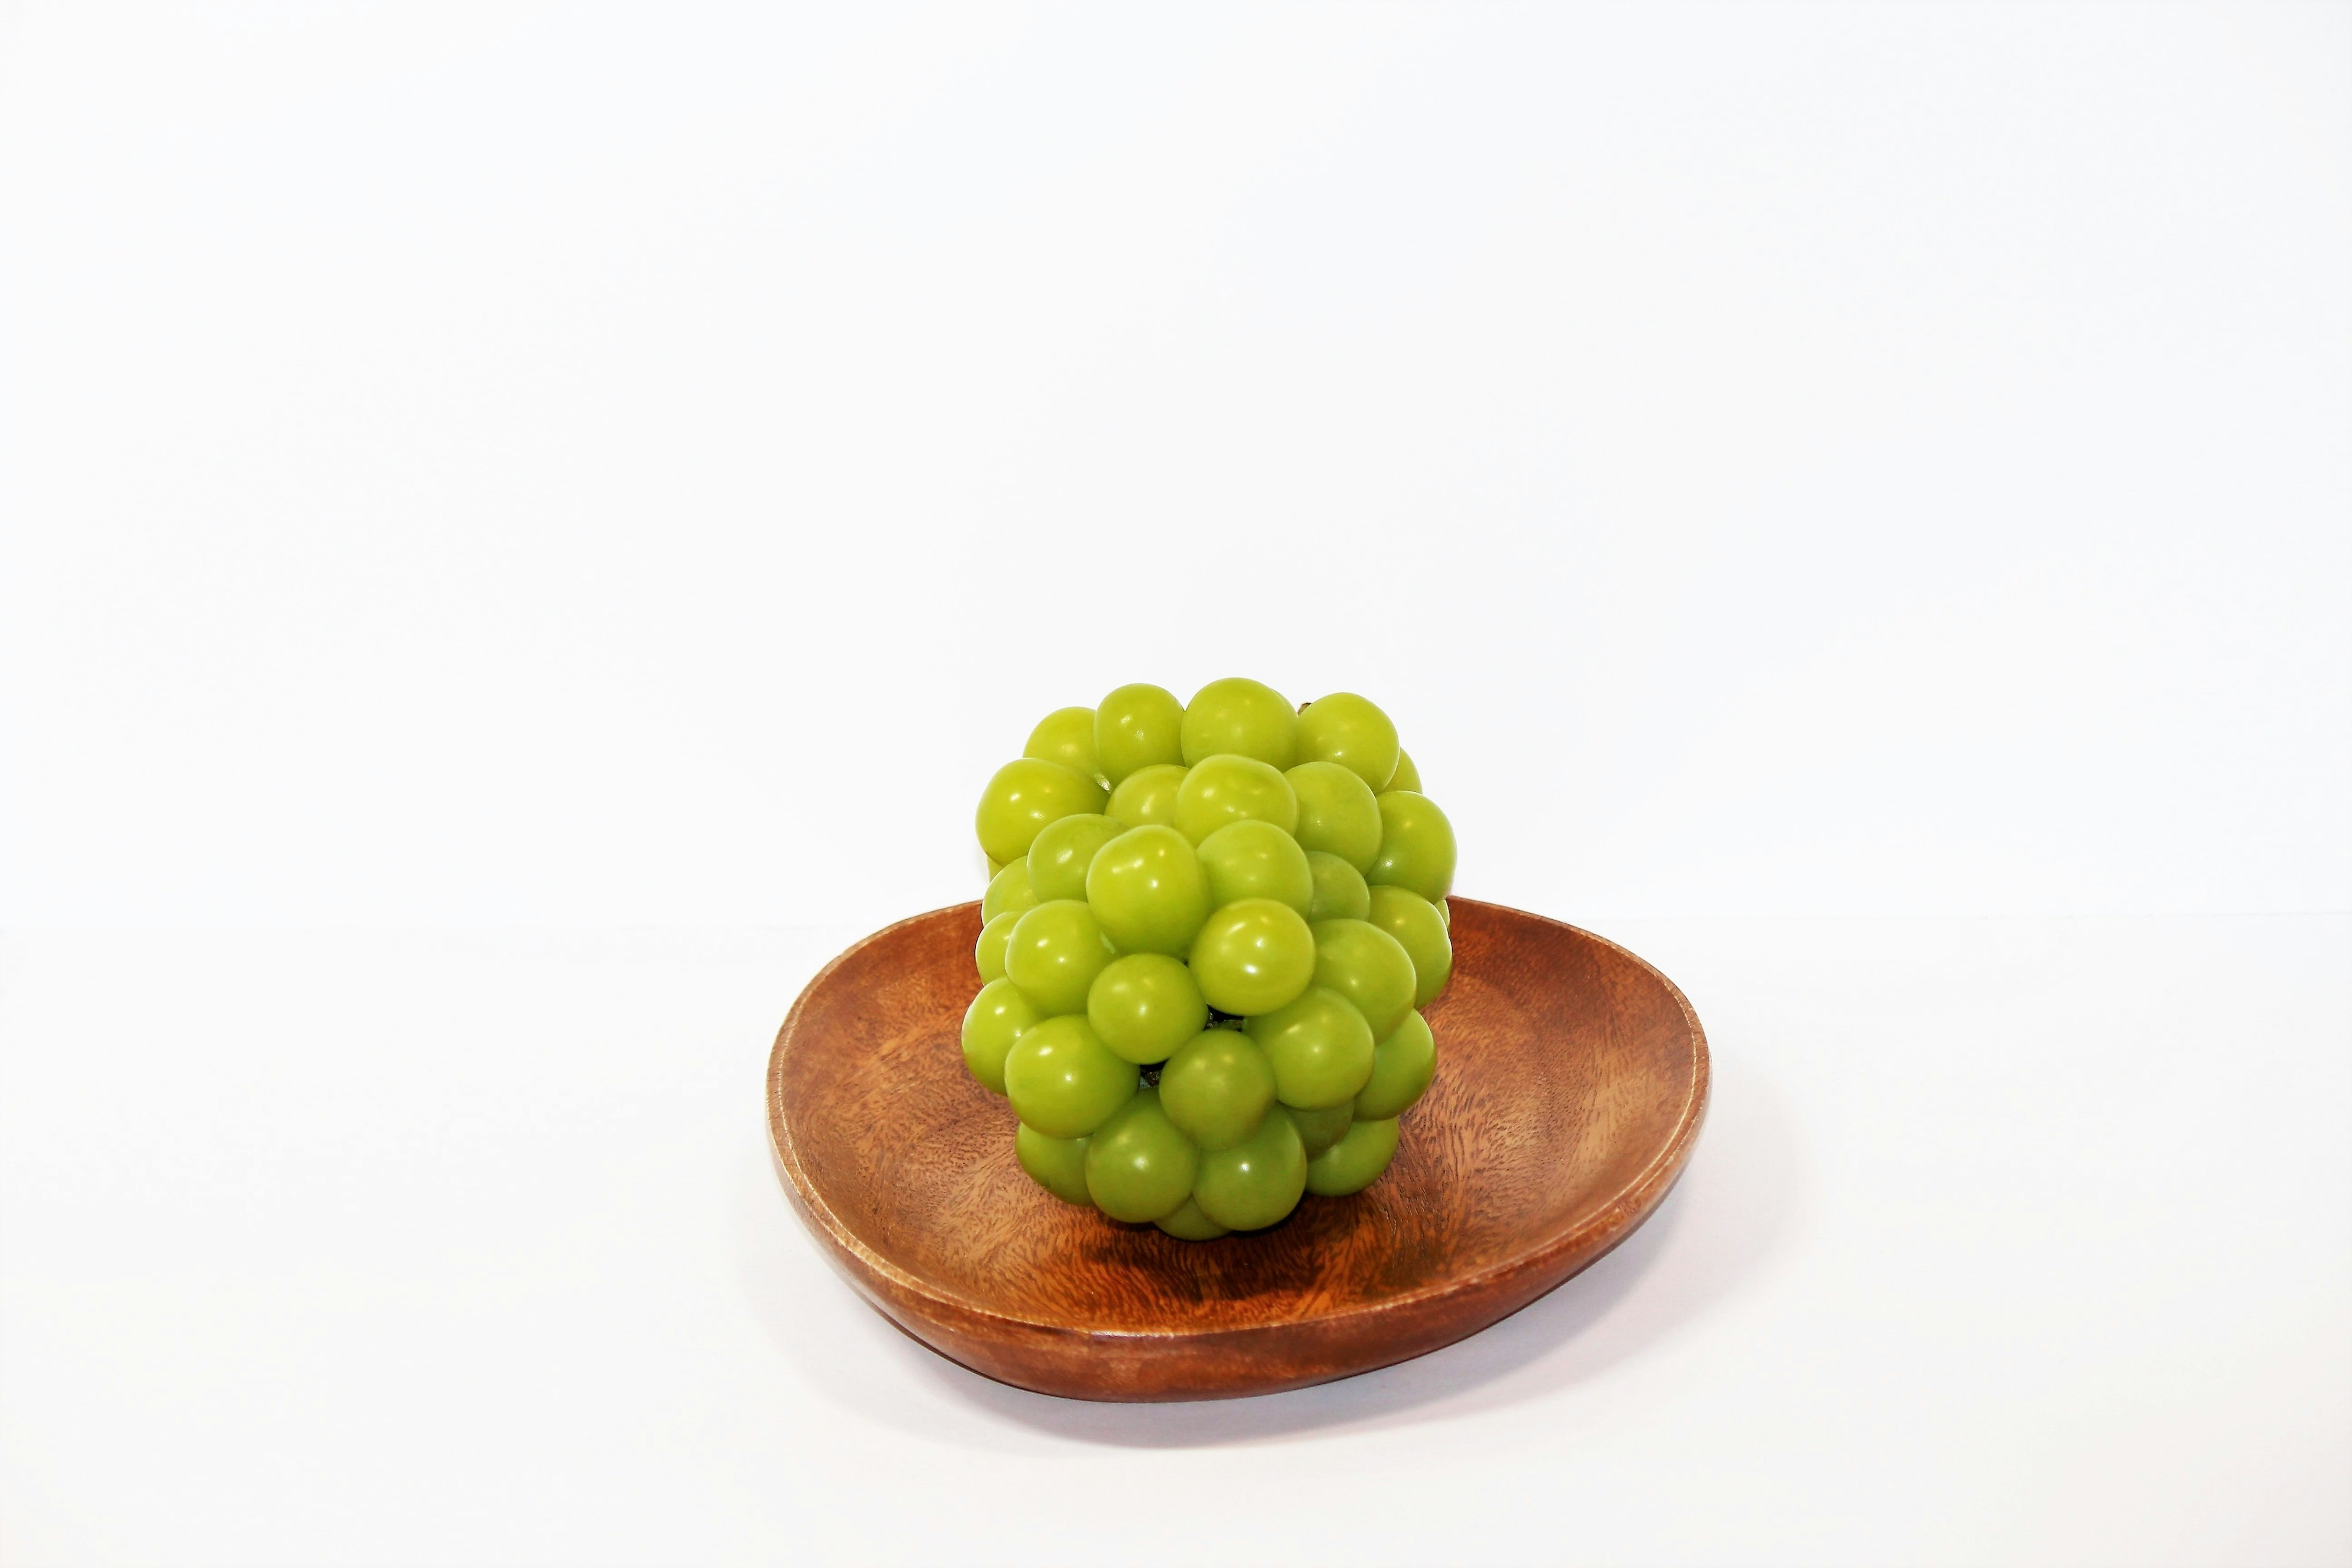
(766, 898, 1709, 1402)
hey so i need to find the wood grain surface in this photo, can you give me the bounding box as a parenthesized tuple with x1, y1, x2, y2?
(766, 897, 1709, 1402)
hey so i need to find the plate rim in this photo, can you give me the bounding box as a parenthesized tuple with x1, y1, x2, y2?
(766, 897, 1711, 1346)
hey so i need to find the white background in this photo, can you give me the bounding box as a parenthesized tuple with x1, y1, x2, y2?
(2, 4, 2347, 1565)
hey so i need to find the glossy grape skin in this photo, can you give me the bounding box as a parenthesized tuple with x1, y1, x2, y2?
(1026, 813, 1126, 903)
(1305, 851, 1372, 922)
(1188, 898, 1317, 1016)
(1197, 820, 1313, 916)
(1003, 1014, 1137, 1138)
(1180, 677, 1297, 769)
(1016, 1123, 1092, 1205)
(1105, 763, 1187, 830)
(981, 682, 1438, 1219)
(1304, 1114, 1399, 1196)
(1310, 918, 1417, 1041)
(960, 978, 1038, 1094)
(1434, 895, 1450, 929)
(1289, 1101, 1355, 1159)
(1085, 825, 1212, 957)
(974, 910, 1016, 982)
(1082, 1088, 1200, 1222)
(1086, 953, 1208, 1065)
(983, 861, 1039, 925)
(1296, 693, 1400, 792)
(1094, 683, 1185, 786)
(1192, 1104, 1306, 1231)
(1003, 900, 1115, 1015)
(1367, 790, 1455, 901)
(1366, 885, 1452, 1006)
(1025, 706, 1104, 787)
(1158, 1028, 1276, 1151)
(975, 758, 1108, 865)
(1172, 755, 1298, 845)
(1245, 985, 1376, 1110)
(1153, 1196, 1229, 1240)
(1286, 760, 1382, 870)
(1354, 1008, 1436, 1120)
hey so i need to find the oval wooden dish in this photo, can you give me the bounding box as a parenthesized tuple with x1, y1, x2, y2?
(766, 898, 1709, 1402)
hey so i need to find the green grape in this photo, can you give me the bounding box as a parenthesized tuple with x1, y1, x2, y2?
(1095, 683, 1185, 786)
(960, 978, 1038, 1094)
(1296, 693, 1400, 792)
(1289, 1101, 1354, 1159)
(1286, 760, 1382, 870)
(1106, 763, 1187, 830)
(1304, 1115, 1398, 1196)
(1355, 1008, 1435, 1120)
(974, 910, 1016, 982)
(1197, 819, 1313, 916)
(1366, 885, 1452, 1006)
(1305, 850, 1371, 922)
(1003, 900, 1114, 1015)
(1015, 1123, 1092, 1205)
(1083, 1088, 1200, 1222)
(1180, 677, 1297, 769)
(1188, 897, 1316, 1016)
(978, 682, 1439, 1222)
(1172, 754, 1298, 845)
(1153, 1196, 1229, 1240)
(1086, 953, 1207, 1065)
(1192, 1104, 1306, 1231)
(982, 861, 1039, 924)
(1027, 813, 1126, 903)
(1085, 825, 1211, 956)
(1004, 1014, 1137, 1138)
(1310, 918, 1417, 1041)
(1158, 1028, 1276, 1150)
(1245, 985, 1376, 1110)
(1025, 705, 1104, 786)
(975, 758, 1108, 865)
(1367, 790, 1455, 901)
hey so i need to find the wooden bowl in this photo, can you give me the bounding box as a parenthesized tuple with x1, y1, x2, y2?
(766, 898, 1709, 1402)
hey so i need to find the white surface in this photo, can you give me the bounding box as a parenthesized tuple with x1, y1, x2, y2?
(1, 2, 2347, 933)
(4, 4, 2350, 1564)
(2, 916, 2346, 1566)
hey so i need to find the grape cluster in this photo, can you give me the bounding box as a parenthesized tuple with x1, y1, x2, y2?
(960, 679, 1455, 1240)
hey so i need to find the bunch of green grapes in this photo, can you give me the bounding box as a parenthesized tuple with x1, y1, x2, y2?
(959, 678, 1455, 1240)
